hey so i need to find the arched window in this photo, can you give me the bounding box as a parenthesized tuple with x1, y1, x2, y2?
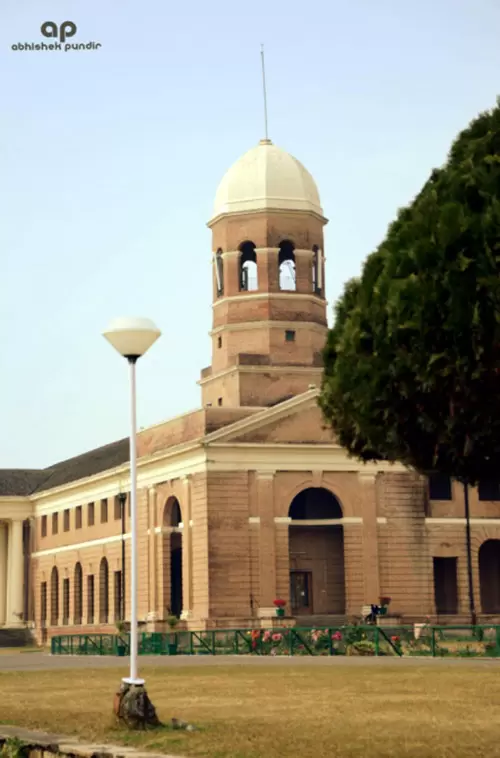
(74, 563, 83, 625)
(279, 241, 296, 291)
(312, 245, 322, 295)
(99, 557, 109, 624)
(215, 249, 224, 297)
(163, 496, 182, 527)
(239, 241, 258, 291)
(50, 567, 59, 626)
(162, 497, 183, 618)
(289, 487, 343, 520)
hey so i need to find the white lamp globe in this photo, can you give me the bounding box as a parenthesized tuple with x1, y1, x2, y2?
(103, 317, 161, 359)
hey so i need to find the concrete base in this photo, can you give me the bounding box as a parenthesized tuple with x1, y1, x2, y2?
(0, 627, 34, 648)
(376, 615, 402, 627)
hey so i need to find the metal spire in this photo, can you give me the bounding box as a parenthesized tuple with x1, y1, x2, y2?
(260, 44, 269, 141)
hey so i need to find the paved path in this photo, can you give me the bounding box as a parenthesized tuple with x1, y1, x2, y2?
(1, 652, 499, 671)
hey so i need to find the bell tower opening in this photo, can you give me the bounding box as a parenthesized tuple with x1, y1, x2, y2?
(278, 240, 296, 291)
(239, 241, 258, 292)
(200, 139, 329, 409)
(215, 248, 224, 297)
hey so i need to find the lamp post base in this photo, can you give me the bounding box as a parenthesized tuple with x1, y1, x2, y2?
(114, 681, 161, 729)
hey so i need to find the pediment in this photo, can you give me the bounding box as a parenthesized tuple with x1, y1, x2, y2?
(203, 389, 337, 447)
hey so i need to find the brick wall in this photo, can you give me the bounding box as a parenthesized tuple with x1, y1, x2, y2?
(206, 472, 252, 617)
(378, 473, 433, 617)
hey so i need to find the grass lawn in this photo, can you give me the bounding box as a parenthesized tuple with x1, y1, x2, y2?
(0, 663, 499, 758)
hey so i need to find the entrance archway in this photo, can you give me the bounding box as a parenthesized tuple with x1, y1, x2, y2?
(479, 540, 500, 613)
(163, 497, 183, 618)
(288, 488, 345, 616)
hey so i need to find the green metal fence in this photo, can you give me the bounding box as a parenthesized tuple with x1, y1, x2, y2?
(50, 624, 500, 658)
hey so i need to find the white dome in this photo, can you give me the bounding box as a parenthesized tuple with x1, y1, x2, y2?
(210, 139, 323, 223)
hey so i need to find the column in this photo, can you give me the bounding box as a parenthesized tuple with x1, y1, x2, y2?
(0, 523, 8, 626)
(358, 472, 381, 604)
(147, 487, 157, 621)
(180, 477, 193, 620)
(6, 520, 24, 627)
(257, 472, 277, 615)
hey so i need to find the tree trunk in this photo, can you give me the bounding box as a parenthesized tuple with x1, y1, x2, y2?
(463, 482, 476, 626)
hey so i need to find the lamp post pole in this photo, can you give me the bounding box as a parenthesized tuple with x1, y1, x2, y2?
(126, 356, 141, 684)
(103, 316, 161, 728)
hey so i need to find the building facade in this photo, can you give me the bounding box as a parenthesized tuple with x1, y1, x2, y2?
(2, 139, 500, 642)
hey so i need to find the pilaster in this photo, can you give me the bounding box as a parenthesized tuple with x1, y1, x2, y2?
(181, 476, 193, 619)
(148, 487, 157, 619)
(257, 472, 277, 611)
(0, 523, 7, 626)
(6, 520, 24, 626)
(358, 471, 381, 604)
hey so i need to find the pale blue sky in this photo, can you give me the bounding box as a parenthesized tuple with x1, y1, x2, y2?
(1, 0, 499, 468)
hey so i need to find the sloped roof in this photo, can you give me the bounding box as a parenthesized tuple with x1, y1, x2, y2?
(0, 438, 129, 497)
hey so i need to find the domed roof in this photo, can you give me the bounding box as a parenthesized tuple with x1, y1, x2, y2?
(210, 139, 323, 223)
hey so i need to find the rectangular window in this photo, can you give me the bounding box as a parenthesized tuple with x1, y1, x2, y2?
(428, 473, 452, 501)
(41, 516, 47, 538)
(285, 330, 296, 342)
(63, 509, 70, 532)
(62, 578, 70, 625)
(87, 575, 95, 624)
(478, 480, 500, 501)
(75, 506, 82, 529)
(217, 336, 222, 348)
(100, 498, 108, 523)
(88, 502, 95, 527)
(433, 557, 458, 614)
(114, 571, 123, 621)
(52, 512, 59, 535)
(217, 397, 223, 406)
(114, 496, 123, 521)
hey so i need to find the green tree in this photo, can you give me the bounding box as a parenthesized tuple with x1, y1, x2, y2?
(319, 99, 500, 622)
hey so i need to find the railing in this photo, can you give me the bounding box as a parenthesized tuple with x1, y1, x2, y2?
(50, 624, 500, 658)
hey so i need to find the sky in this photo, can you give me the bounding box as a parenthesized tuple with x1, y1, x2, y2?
(1, 0, 499, 469)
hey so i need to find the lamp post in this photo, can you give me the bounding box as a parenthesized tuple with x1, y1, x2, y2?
(103, 317, 161, 724)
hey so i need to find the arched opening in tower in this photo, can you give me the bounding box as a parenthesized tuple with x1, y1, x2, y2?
(312, 245, 323, 295)
(288, 487, 345, 616)
(279, 240, 296, 291)
(215, 249, 224, 297)
(239, 241, 258, 291)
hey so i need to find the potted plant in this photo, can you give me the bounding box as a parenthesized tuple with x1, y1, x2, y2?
(273, 599, 286, 618)
(378, 596, 391, 616)
(166, 614, 179, 655)
(116, 620, 128, 657)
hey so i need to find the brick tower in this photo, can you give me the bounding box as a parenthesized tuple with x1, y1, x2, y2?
(199, 138, 328, 408)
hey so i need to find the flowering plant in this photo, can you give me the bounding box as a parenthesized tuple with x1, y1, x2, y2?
(379, 596, 391, 606)
(273, 598, 286, 608)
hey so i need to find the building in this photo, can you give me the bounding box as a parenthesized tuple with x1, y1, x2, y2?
(2, 138, 500, 643)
